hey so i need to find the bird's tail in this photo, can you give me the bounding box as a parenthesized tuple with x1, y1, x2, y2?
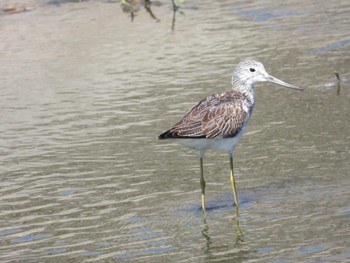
(158, 130, 172, 140)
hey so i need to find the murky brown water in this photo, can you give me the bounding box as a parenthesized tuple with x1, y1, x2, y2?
(1, 0, 349, 262)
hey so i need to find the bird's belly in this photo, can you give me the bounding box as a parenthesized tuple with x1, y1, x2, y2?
(176, 131, 244, 153)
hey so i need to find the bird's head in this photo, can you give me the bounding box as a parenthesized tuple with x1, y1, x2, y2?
(232, 60, 302, 92)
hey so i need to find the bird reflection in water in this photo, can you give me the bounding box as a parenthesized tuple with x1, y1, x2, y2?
(121, 0, 159, 22)
(121, 0, 195, 31)
(201, 206, 245, 249)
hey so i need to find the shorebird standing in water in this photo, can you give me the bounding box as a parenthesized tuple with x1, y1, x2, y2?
(158, 60, 302, 213)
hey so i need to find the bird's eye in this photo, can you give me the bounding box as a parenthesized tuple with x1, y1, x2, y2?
(249, 68, 255, 72)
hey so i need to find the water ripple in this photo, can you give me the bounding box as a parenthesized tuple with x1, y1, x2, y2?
(0, 0, 349, 262)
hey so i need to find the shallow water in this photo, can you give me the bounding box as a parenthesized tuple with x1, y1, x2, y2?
(1, 0, 350, 262)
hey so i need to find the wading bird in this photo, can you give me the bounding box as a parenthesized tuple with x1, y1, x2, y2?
(159, 60, 302, 213)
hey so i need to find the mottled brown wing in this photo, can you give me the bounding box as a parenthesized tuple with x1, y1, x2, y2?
(201, 103, 248, 138)
(160, 92, 249, 139)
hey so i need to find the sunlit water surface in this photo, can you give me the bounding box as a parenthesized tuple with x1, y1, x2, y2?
(1, 0, 349, 262)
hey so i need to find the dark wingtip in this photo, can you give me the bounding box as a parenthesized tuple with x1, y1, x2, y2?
(159, 130, 206, 139)
(158, 130, 171, 140)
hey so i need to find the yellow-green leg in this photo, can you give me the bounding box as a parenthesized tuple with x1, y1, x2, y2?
(230, 154, 239, 208)
(199, 155, 206, 213)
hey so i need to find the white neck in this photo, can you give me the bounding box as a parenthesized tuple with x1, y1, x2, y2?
(231, 77, 255, 105)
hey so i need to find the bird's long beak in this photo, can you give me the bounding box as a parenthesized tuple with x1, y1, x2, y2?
(266, 75, 303, 91)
